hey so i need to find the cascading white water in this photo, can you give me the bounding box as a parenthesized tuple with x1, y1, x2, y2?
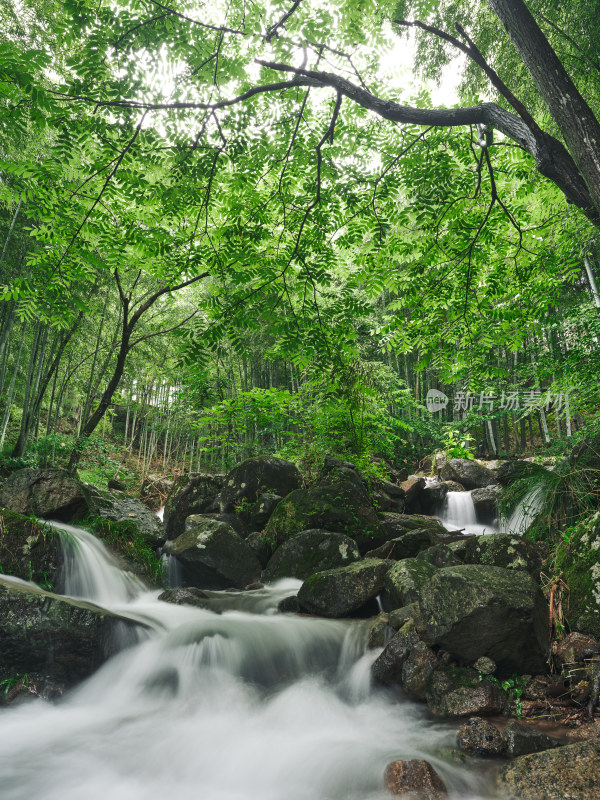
(502, 485, 545, 536)
(440, 492, 492, 536)
(0, 525, 494, 800)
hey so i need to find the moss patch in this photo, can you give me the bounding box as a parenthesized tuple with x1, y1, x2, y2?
(0, 508, 60, 589)
(555, 511, 600, 637)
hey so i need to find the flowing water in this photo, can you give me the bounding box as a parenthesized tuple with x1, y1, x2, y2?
(440, 491, 493, 536)
(0, 522, 495, 800)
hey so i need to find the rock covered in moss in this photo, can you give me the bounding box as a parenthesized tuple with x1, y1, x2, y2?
(419, 565, 549, 675)
(382, 558, 437, 611)
(379, 513, 448, 539)
(401, 641, 439, 700)
(163, 473, 224, 539)
(0, 576, 141, 689)
(262, 529, 361, 582)
(297, 558, 389, 617)
(0, 509, 61, 588)
(168, 519, 262, 589)
(0, 468, 87, 520)
(459, 534, 543, 577)
(219, 457, 301, 513)
(265, 480, 386, 552)
(371, 630, 421, 684)
(366, 529, 440, 561)
(426, 665, 507, 718)
(555, 511, 600, 637)
(82, 483, 166, 547)
(471, 485, 502, 521)
(496, 738, 600, 799)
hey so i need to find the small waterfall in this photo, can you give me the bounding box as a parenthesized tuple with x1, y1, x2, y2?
(47, 520, 146, 604)
(502, 485, 545, 536)
(440, 492, 493, 536)
(0, 521, 494, 800)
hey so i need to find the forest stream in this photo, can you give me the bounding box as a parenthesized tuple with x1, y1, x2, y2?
(0, 520, 496, 800)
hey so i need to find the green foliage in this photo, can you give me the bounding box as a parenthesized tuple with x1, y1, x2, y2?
(86, 516, 162, 585)
(441, 427, 475, 460)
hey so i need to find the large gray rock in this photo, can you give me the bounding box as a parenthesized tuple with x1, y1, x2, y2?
(163, 473, 224, 539)
(262, 530, 361, 582)
(0, 576, 141, 689)
(401, 641, 439, 700)
(168, 519, 262, 589)
(440, 459, 496, 490)
(419, 482, 448, 514)
(82, 484, 166, 547)
(382, 558, 437, 611)
(420, 565, 549, 675)
(426, 665, 507, 718)
(400, 476, 425, 509)
(265, 480, 386, 553)
(496, 738, 600, 799)
(0, 468, 87, 520)
(471, 485, 502, 521)
(219, 457, 301, 513)
(297, 559, 389, 618)
(379, 513, 448, 539)
(371, 630, 421, 684)
(503, 720, 562, 758)
(459, 534, 543, 577)
(456, 718, 506, 757)
(365, 529, 440, 561)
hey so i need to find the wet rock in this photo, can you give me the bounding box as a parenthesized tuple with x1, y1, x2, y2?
(496, 738, 600, 799)
(441, 480, 465, 492)
(401, 476, 426, 508)
(503, 720, 562, 758)
(265, 480, 386, 553)
(320, 457, 366, 492)
(388, 603, 421, 631)
(384, 759, 448, 799)
(416, 545, 462, 569)
(0, 576, 140, 688)
(82, 484, 166, 547)
(0, 509, 61, 589)
(163, 473, 224, 539)
(297, 558, 389, 618)
(382, 558, 437, 611)
(439, 459, 496, 490)
(426, 665, 507, 718)
(185, 512, 247, 539)
(495, 460, 540, 486)
(471, 485, 502, 521)
(278, 595, 301, 613)
(157, 587, 211, 608)
(245, 531, 273, 568)
(553, 631, 600, 668)
(379, 513, 448, 540)
(371, 479, 406, 513)
(371, 630, 421, 684)
(460, 534, 543, 578)
(419, 565, 549, 675)
(262, 529, 361, 582)
(169, 519, 262, 590)
(0, 468, 87, 521)
(367, 613, 390, 648)
(219, 457, 301, 513)
(365, 530, 439, 561)
(473, 656, 496, 675)
(456, 718, 506, 757)
(401, 641, 439, 700)
(419, 482, 448, 514)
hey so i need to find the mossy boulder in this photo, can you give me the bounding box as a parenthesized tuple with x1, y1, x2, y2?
(0, 509, 61, 589)
(163, 473, 224, 539)
(555, 511, 600, 637)
(365, 529, 440, 561)
(82, 484, 166, 548)
(0, 576, 142, 689)
(297, 558, 389, 617)
(264, 480, 387, 553)
(219, 457, 301, 513)
(426, 665, 508, 718)
(382, 558, 437, 611)
(379, 513, 448, 539)
(459, 534, 544, 577)
(262, 529, 361, 582)
(496, 738, 600, 799)
(168, 518, 262, 589)
(0, 468, 87, 520)
(440, 459, 496, 489)
(420, 565, 549, 675)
